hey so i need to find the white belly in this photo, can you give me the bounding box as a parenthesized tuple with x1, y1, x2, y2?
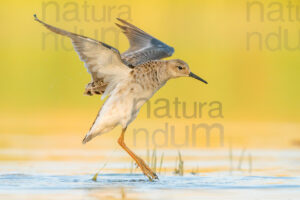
(97, 82, 155, 128)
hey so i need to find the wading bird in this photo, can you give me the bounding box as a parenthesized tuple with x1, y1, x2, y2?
(34, 15, 207, 180)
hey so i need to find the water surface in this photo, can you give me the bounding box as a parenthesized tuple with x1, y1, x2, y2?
(1, 149, 300, 200)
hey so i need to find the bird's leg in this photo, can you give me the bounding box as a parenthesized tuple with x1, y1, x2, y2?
(118, 128, 158, 180)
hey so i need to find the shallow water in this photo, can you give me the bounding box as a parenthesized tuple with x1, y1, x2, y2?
(1, 173, 300, 200)
(1, 149, 300, 199)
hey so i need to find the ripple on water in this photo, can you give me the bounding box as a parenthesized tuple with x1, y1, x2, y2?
(1, 173, 300, 191)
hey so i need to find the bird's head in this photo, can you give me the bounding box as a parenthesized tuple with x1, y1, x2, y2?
(166, 59, 208, 84)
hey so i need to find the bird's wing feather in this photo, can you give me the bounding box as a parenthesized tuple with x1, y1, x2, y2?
(34, 15, 130, 98)
(116, 18, 174, 67)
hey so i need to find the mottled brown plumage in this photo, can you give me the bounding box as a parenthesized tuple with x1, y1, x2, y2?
(84, 79, 107, 96)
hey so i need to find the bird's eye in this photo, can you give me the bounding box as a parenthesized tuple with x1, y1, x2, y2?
(177, 66, 183, 70)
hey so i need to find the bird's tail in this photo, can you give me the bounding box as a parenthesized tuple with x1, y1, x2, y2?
(82, 133, 95, 144)
(82, 106, 117, 144)
(82, 108, 102, 144)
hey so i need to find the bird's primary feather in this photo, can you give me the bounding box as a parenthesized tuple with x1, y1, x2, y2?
(116, 18, 174, 67)
(34, 15, 130, 98)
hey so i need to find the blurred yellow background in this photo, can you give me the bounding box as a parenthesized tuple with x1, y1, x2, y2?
(0, 0, 299, 150)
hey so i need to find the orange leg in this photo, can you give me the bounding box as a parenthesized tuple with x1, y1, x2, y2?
(118, 128, 158, 180)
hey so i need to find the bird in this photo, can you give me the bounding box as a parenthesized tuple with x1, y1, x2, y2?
(34, 14, 207, 180)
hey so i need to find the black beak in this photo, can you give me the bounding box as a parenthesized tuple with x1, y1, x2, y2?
(189, 72, 208, 84)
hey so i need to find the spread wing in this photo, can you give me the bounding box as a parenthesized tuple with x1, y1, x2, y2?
(116, 18, 174, 67)
(34, 14, 130, 97)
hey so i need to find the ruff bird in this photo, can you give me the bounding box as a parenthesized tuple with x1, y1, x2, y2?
(34, 14, 207, 180)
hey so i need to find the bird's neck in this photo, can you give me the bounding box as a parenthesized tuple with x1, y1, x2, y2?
(132, 60, 170, 90)
(156, 61, 172, 83)
(146, 60, 171, 85)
